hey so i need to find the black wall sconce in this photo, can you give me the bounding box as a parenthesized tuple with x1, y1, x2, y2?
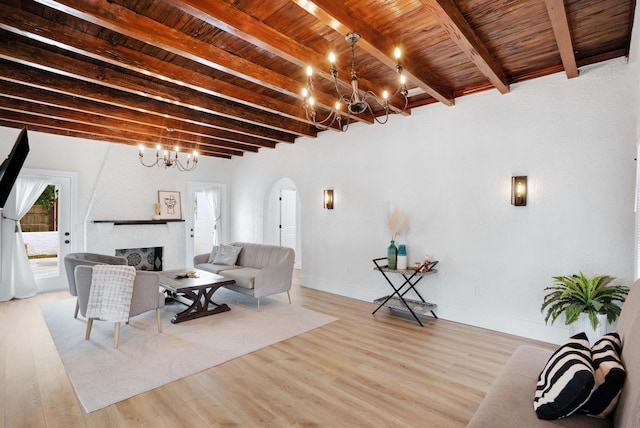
(323, 189, 334, 209)
(511, 176, 527, 206)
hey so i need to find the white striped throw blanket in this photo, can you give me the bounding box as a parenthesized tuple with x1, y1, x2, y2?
(86, 265, 136, 322)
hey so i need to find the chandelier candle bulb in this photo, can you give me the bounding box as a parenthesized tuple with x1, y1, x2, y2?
(300, 31, 409, 131)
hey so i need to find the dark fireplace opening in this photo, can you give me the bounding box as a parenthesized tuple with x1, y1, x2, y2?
(115, 247, 163, 271)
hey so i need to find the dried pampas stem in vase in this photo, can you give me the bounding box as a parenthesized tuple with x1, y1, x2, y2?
(388, 208, 408, 240)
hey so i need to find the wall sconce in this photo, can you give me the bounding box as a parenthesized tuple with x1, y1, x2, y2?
(323, 189, 334, 209)
(511, 176, 527, 206)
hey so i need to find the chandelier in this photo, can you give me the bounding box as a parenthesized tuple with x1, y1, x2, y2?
(138, 128, 198, 171)
(302, 32, 409, 131)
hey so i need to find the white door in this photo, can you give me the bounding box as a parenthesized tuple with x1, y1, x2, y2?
(280, 189, 299, 268)
(26, 173, 72, 293)
(186, 182, 223, 267)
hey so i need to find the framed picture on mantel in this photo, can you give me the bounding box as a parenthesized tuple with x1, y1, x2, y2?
(158, 190, 182, 220)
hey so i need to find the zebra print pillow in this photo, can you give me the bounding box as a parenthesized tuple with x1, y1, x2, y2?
(534, 332, 594, 420)
(579, 332, 626, 418)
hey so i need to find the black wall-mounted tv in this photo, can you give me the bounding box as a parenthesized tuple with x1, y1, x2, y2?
(0, 127, 30, 209)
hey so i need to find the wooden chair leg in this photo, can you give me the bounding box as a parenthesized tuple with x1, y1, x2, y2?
(287, 291, 291, 304)
(156, 308, 162, 333)
(74, 300, 80, 319)
(114, 322, 121, 349)
(85, 318, 93, 340)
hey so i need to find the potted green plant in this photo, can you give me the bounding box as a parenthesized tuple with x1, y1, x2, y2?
(541, 273, 629, 333)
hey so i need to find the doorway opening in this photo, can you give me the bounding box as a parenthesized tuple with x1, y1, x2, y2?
(264, 177, 301, 269)
(20, 170, 73, 293)
(22, 184, 59, 278)
(187, 182, 225, 267)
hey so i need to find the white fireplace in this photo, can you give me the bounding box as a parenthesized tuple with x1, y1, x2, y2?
(86, 221, 186, 270)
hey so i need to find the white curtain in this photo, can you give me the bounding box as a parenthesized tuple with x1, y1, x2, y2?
(0, 176, 48, 301)
(203, 188, 221, 245)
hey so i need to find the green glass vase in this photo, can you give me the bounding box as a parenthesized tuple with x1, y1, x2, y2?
(387, 240, 398, 270)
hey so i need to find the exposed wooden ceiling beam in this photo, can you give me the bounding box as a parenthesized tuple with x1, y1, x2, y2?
(0, 118, 228, 159)
(544, 0, 579, 78)
(32, 0, 343, 121)
(0, 2, 333, 130)
(291, 0, 455, 107)
(0, 34, 317, 139)
(0, 59, 296, 144)
(168, 0, 395, 119)
(0, 94, 252, 157)
(420, 0, 510, 94)
(0, 111, 231, 159)
(0, 79, 272, 151)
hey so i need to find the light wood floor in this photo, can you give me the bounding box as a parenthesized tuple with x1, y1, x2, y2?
(0, 273, 556, 427)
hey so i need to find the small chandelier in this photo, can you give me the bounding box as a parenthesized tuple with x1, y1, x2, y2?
(302, 32, 409, 131)
(138, 128, 198, 171)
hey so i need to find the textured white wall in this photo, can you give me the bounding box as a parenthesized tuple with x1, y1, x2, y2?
(85, 144, 232, 269)
(0, 129, 110, 252)
(0, 133, 233, 277)
(231, 58, 637, 343)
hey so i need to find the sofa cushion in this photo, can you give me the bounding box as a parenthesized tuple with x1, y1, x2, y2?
(579, 332, 625, 418)
(212, 244, 242, 266)
(467, 345, 610, 428)
(194, 263, 241, 275)
(534, 332, 594, 420)
(219, 267, 259, 289)
(207, 245, 219, 263)
(233, 242, 290, 269)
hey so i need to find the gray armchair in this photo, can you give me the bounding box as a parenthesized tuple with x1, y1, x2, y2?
(63, 252, 127, 318)
(74, 265, 164, 348)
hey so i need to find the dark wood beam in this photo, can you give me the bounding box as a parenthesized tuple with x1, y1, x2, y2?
(544, 0, 579, 78)
(0, 113, 231, 159)
(0, 32, 316, 138)
(0, 2, 331, 130)
(0, 96, 247, 157)
(292, 0, 455, 107)
(0, 79, 273, 151)
(32, 0, 340, 118)
(0, 59, 297, 144)
(169, 0, 390, 119)
(420, 0, 510, 94)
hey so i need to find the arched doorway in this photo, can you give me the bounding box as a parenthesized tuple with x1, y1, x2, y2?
(264, 177, 301, 269)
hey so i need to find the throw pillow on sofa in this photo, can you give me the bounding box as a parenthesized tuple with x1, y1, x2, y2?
(579, 332, 626, 418)
(207, 245, 219, 263)
(212, 244, 242, 266)
(533, 332, 594, 420)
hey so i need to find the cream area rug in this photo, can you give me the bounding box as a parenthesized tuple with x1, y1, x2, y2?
(40, 289, 337, 412)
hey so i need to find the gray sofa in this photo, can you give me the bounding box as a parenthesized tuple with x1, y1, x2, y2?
(467, 280, 640, 427)
(194, 242, 295, 308)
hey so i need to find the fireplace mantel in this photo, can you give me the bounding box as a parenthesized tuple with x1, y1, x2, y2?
(92, 219, 185, 226)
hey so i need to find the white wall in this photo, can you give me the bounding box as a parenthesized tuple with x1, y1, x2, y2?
(84, 144, 232, 269)
(0, 131, 233, 287)
(0, 129, 111, 251)
(231, 58, 637, 344)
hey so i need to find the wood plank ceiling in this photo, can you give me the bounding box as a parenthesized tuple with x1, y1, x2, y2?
(0, 0, 635, 159)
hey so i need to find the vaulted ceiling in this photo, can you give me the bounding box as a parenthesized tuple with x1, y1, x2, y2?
(0, 0, 635, 159)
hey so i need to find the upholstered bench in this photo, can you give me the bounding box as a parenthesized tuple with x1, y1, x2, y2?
(467, 280, 640, 427)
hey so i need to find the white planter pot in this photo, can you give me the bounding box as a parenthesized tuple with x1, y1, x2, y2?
(568, 312, 611, 344)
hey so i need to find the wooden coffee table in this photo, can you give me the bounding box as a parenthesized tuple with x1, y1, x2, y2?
(158, 268, 235, 324)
